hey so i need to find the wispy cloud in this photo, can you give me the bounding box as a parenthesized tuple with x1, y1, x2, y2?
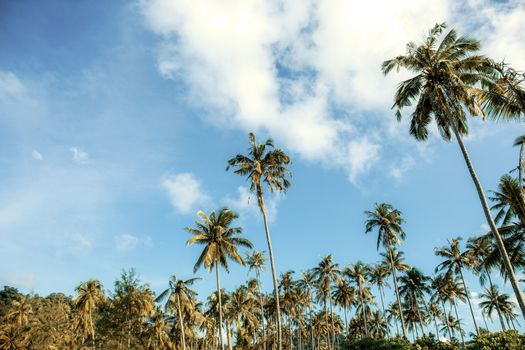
(31, 150, 43, 161)
(115, 233, 152, 253)
(70, 147, 90, 164)
(0, 71, 25, 98)
(162, 172, 212, 214)
(223, 185, 280, 223)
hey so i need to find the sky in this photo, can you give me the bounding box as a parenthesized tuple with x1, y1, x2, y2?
(1, 0, 525, 336)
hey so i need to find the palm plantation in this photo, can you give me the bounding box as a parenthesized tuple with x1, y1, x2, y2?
(2, 22, 525, 350)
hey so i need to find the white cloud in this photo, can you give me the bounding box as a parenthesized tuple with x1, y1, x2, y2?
(31, 150, 43, 161)
(0, 71, 25, 98)
(140, 0, 524, 185)
(115, 233, 152, 253)
(345, 136, 381, 184)
(162, 172, 211, 214)
(70, 147, 90, 164)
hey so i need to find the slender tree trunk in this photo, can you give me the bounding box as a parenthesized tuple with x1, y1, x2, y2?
(441, 301, 453, 341)
(358, 284, 368, 337)
(323, 299, 331, 349)
(451, 122, 525, 320)
(388, 247, 407, 337)
(256, 271, 267, 350)
(497, 308, 506, 330)
(432, 314, 440, 338)
(343, 302, 348, 331)
(226, 321, 233, 350)
(452, 299, 465, 347)
(413, 295, 425, 337)
(257, 188, 283, 350)
(458, 267, 479, 335)
(216, 264, 225, 350)
(309, 305, 315, 350)
(177, 294, 187, 350)
(378, 285, 386, 315)
(482, 312, 489, 330)
(329, 299, 336, 349)
(89, 309, 95, 350)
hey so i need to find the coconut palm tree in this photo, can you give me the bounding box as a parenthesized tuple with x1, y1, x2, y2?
(246, 250, 267, 348)
(490, 174, 525, 226)
(297, 271, 316, 350)
(74, 279, 105, 350)
(368, 263, 391, 316)
(365, 202, 408, 337)
(434, 238, 479, 334)
(398, 267, 430, 336)
(331, 280, 355, 331)
(227, 132, 291, 350)
(186, 208, 253, 350)
(479, 285, 514, 331)
(156, 275, 201, 350)
(382, 22, 525, 318)
(311, 255, 340, 349)
(345, 262, 370, 337)
(5, 297, 32, 328)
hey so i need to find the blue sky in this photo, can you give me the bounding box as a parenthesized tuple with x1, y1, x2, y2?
(1, 0, 525, 336)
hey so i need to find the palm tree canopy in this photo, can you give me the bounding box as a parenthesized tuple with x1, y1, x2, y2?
(186, 208, 253, 273)
(226, 132, 291, 200)
(365, 202, 406, 250)
(382, 22, 524, 141)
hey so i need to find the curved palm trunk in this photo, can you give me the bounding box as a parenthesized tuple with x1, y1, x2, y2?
(413, 295, 425, 337)
(388, 248, 407, 337)
(458, 267, 479, 335)
(226, 321, 233, 350)
(89, 309, 95, 350)
(378, 284, 386, 316)
(177, 294, 187, 350)
(452, 299, 465, 347)
(257, 188, 283, 350)
(451, 122, 525, 320)
(216, 264, 225, 350)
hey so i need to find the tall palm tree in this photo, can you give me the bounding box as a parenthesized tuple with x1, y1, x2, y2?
(365, 202, 407, 337)
(74, 279, 105, 350)
(434, 238, 479, 334)
(345, 262, 370, 337)
(156, 275, 201, 350)
(246, 250, 267, 349)
(479, 285, 514, 331)
(490, 174, 525, 226)
(186, 208, 253, 350)
(368, 263, 390, 316)
(382, 22, 525, 318)
(297, 271, 316, 350)
(331, 280, 355, 331)
(398, 267, 430, 336)
(227, 132, 291, 350)
(311, 255, 340, 349)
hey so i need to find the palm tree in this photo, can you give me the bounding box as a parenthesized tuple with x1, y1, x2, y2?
(365, 202, 408, 337)
(156, 275, 201, 350)
(74, 279, 105, 349)
(297, 271, 316, 350)
(490, 174, 525, 226)
(434, 238, 479, 334)
(331, 280, 355, 331)
(311, 255, 340, 349)
(398, 267, 430, 336)
(368, 263, 390, 315)
(479, 285, 515, 331)
(246, 250, 267, 348)
(227, 132, 291, 350)
(186, 208, 253, 350)
(5, 297, 32, 328)
(382, 22, 525, 318)
(345, 262, 370, 336)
